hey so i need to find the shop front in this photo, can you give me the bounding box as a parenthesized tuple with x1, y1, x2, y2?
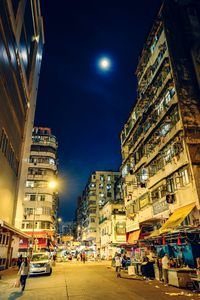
(0, 220, 29, 270)
(19, 231, 56, 254)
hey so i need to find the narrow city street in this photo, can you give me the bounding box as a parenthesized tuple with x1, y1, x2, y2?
(0, 261, 199, 300)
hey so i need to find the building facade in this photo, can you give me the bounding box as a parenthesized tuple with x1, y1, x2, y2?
(120, 0, 200, 244)
(0, 1, 44, 269)
(99, 202, 126, 259)
(79, 171, 120, 252)
(20, 127, 59, 251)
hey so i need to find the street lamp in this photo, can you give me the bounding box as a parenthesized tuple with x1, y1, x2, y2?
(48, 180, 57, 190)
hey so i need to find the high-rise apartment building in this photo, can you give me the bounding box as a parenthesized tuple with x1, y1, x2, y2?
(20, 127, 59, 251)
(120, 0, 200, 244)
(0, 1, 44, 269)
(80, 171, 120, 251)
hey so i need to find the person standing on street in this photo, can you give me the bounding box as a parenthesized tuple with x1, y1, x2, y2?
(162, 254, 169, 285)
(82, 252, 86, 263)
(115, 254, 122, 277)
(18, 257, 30, 292)
(17, 254, 23, 270)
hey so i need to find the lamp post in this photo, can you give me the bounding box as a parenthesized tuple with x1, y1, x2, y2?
(57, 218, 62, 245)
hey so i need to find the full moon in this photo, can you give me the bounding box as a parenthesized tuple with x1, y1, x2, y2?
(98, 57, 111, 71)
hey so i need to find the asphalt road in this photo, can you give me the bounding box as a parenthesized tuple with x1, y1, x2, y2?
(0, 261, 199, 300)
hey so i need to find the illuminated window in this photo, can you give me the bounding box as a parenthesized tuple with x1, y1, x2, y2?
(100, 175, 104, 181)
(179, 168, 190, 186)
(166, 177, 175, 193)
(26, 181, 34, 188)
(107, 184, 111, 190)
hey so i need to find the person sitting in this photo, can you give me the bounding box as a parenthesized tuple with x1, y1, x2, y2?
(122, 255, 127, 269)
(169, 258, 176, 268)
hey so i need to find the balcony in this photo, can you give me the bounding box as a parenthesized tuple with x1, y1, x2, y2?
(28, 162, 57, 171)
(30, 151, 56, 159)
(32, 138, 57, 150)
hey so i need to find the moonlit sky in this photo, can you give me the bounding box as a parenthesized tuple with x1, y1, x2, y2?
(35, 0, 162, 221)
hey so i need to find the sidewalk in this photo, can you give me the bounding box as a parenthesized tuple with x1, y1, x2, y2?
(0, 266, 18, 279)
(0, 267, 19, 298)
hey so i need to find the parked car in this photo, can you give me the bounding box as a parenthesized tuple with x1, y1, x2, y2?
(29, 253, 52, 276)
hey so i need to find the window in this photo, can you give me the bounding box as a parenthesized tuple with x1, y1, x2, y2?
(42, 207, 51, 215)
(166, 177, 175, 193)
(164, 147, 173, 163)
(107, 176, 111, 181)
(39, 195, 45, 201)
(179, 168, 190, 186)
(40, 221, 51, 229)
(151, 189, 160, 203)
(30, 195, 36, 201)
(100, 175, 104, 181)
(24, 208, 33, 215)
(107, 184, 111, 190)
(0, 129, 19, 173)
(90, 218, 95, 223)
(99, 183, 104, 189)
(26, 222, 33, 229)
(26, 181, 34, 188)
(49, 158, 55, 165)
(41, 221, 45, 229)
(0, 129, 8, 156)
(107, 192, 112, 197)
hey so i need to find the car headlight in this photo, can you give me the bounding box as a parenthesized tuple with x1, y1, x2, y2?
(44, 263, 49, 267)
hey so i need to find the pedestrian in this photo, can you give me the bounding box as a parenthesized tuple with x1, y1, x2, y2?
(122, 254, 127, 269)
(162, 253, 169, 285)
(156, 257, 162, 281)
(52, 253, 57, 266)
(115, 254, 122, 277)
(18, 257, 30, 292)
(82, 252, 86, 263)
(17, 254, 23, 270)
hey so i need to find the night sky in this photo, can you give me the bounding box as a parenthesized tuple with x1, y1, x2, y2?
(35, 0, 162, 221)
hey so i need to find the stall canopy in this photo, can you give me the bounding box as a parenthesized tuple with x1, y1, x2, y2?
(160, 202, 196, 233)
(146, 229, 160, 238)
(127, 229, 141, 244)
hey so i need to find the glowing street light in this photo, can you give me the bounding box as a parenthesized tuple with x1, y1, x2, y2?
(48, 180, 57, 190)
